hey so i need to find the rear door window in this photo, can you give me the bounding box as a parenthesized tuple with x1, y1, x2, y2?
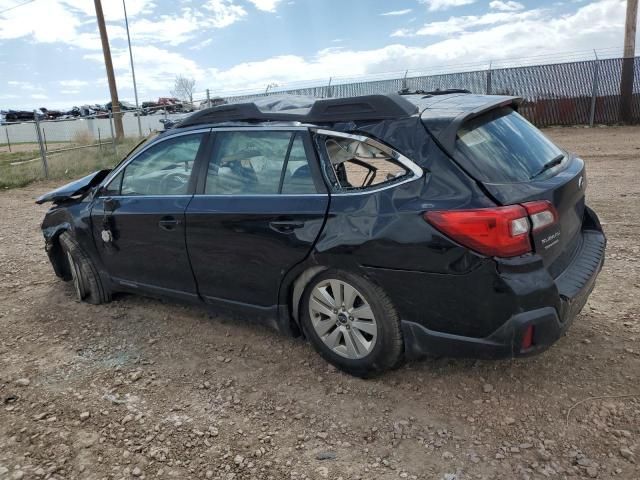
(204, 130, 319, 195)
(455, 108, 565, 183)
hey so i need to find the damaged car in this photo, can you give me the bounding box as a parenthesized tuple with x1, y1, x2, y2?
(37, 92, 606, 376)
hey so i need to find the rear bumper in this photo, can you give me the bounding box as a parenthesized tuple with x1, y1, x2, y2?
(403, 228, 606, 360)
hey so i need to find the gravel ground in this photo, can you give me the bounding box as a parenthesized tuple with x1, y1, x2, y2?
(0, 126, 639, 480)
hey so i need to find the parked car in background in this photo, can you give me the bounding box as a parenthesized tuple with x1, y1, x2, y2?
(105, 101, 137, 112)
(36, 92, 606, 377)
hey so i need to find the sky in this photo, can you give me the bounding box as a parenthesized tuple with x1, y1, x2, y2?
(0, 0, 636, 110)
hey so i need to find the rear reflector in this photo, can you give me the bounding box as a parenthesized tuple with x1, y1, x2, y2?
(521, 325, 535, 350)
(522, 200, 558, 232)
(424, 205, 531, 258)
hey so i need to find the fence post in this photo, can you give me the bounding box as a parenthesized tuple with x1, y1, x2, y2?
(402, 70, 409, 90)
(109, 111, 117, 156)
(206, 88, 211, 108)
(33, 111, 49, 178)
(42, 128, 48, 151)
(589, 54, 601, 127)
(4, 128, 10, 152)
(326, 77, 332, 98)
(486, 61, 492, 95)
(98, 128, 102, 150)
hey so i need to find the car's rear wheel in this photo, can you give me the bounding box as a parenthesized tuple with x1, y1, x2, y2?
(58, 231, 110, 305)
(301, 270, 403, 377)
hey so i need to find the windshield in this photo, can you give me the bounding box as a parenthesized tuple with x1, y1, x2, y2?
(455, 108, 565, 183)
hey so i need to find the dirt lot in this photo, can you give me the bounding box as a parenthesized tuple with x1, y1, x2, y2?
(0, 126, 639, 480)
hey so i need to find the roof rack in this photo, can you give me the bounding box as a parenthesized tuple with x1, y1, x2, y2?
(398, 88, 472, 96)
(176, 93, 419, 128)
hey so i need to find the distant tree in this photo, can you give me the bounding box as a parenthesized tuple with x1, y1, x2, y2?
(171, 75, 196, 104)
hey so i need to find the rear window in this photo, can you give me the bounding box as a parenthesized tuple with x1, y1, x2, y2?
(454, 108, 565, 183)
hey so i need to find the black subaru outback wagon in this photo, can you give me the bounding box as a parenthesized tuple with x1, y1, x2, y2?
(37, 92, 606, 376)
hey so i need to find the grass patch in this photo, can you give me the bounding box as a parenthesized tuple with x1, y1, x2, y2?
(0, 137, 142, 189)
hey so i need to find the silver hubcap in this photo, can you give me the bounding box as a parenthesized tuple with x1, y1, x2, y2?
(66, 251, 83, 300)
(308, 279, 377, 359)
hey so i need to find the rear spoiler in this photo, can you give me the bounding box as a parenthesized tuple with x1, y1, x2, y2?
(423, 96, 522, 155)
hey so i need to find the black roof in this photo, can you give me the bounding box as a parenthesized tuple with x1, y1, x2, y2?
(173, 91, 522, 155)
(176, 93, 419, 127)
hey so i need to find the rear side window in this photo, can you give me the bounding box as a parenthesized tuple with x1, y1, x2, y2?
(455, 108, 565, 183)
(322, 136, 409, 191)
(205, 131, 318, 195)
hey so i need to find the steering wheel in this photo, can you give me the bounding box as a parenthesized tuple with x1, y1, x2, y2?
(160, 172, 189, 194)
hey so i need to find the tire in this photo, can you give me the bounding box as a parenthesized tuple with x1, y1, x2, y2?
(300, 269, 403, 377)
(58, 231, 111, 305)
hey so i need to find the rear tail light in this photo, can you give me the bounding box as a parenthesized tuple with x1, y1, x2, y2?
(423, 200, 559, 258)
(424, 205, 531, 258)
(522, 200, 558, 232)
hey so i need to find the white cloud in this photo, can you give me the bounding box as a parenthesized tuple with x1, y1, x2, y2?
(60, 0, 155, 21)
(203, 0, 247, 27)
(130, 10, 202, 46)
(84, 45, 204, 97)
(31, 93, 48, 100)
(489, 0, 525, 11)
(380, 9, 413, 16)
(0, 0, 82, 43)
(247, 0, 283, 12)
(59, 80, 89, 88)
(6, 80, 44, 91)
(189, 38, 214, 50)
(420, 0, 476, 12)
(391, 28, 413, 38)
(414, 10, 543, 36)
(199, 0, 626, 95)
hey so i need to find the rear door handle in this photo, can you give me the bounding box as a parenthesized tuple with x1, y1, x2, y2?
(269, 220, 304, 233)
(159, 216, 181, 231)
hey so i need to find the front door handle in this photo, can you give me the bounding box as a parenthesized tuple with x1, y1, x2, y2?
(269, 220, 304, 233)
(159, 216, 181, 231)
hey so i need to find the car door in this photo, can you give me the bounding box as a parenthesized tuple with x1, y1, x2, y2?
(91, 131, 209, 300)
(185, 128, 329, 313)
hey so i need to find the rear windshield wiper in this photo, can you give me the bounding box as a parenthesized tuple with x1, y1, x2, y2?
(529, 154, 564, 180)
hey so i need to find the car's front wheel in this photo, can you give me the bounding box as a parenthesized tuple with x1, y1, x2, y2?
(58, 231, 111, 305)
(301, 270, 403, 377)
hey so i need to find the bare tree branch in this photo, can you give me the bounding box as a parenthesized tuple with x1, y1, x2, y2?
(171, 75, 196, 106)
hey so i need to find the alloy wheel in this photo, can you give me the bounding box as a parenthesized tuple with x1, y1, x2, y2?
(308, 279, 378, 359)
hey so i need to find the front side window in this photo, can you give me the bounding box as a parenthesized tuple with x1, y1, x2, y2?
(113, 133, 204, 196)
(455, 107, 565, 183)
(205, 131, 318, 195)
(321, 135, 410, 191)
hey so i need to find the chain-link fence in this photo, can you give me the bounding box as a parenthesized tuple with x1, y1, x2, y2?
(1, 55, 638, 188)
(221, 56, 640, 127)
(0, 107, 188, 188)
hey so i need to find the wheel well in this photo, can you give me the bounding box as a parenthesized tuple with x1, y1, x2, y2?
(47, 230, 72, 280)
(289, 265, 327, 330)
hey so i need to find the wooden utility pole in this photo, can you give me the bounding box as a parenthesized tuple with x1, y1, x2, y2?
(620, 0, 638, 123)
(94, 0, 124, 139)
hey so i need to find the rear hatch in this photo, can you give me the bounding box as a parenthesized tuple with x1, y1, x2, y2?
(450, 107, 586, 275)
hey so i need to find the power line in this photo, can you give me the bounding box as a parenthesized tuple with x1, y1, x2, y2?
(0, 0, 35, 15)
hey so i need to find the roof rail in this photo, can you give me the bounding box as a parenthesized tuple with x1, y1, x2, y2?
(398, 88, 472, 96)
(176, 93, 418, 128)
